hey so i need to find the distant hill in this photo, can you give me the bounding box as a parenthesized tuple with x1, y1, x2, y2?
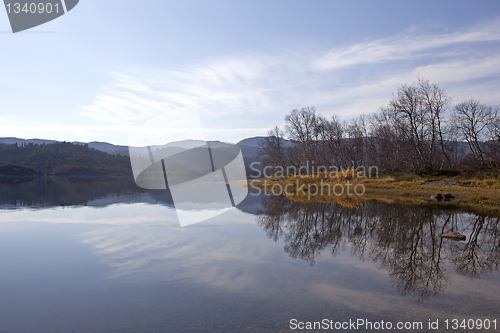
(0, 136, 281, 178)
(74, 141, 130, 156)
(237, 137, 266, 147)
(236, 136, 293, 159)
(0, 137, 59, 146)
(0, 137, 130, 155)
(0, 164, 40, 176)
(237, 136, 294, 147)
(0, 136, 275, 157)
(0, 141, 132, 177)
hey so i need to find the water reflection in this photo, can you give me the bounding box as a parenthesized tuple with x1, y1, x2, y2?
(2, 183, 500, 331)
(451, 214, 500, 279)
(258, 195, 500, 302)
(0, 176, 174, 209)
(2, 178, 500, 305)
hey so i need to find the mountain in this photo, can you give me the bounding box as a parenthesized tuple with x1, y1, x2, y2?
(237, 137, 266, 147)
(0, 141, 132, 177)
(0, 136, 284, 179)
(0, 136, 270, 178)
(73, 141, 130, 155)
(0, 137, 59, 146)
(0, 137, 130, 155)
(0, 137, 271, 157)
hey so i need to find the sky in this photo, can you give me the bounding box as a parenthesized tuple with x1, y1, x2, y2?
(1, 0, 500, 145)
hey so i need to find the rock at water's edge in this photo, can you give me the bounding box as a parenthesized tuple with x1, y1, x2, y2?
(444, 193, 455, 200)
(432, 193, 444, 200)
(440, 231, 466, 241)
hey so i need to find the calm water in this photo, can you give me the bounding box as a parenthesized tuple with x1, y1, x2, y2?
(0, 178, 499, 332)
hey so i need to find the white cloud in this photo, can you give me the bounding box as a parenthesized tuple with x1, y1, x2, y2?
(417, 56, 500, 83)
(313, 19, 500, 70)
(72, 19, 500, 144)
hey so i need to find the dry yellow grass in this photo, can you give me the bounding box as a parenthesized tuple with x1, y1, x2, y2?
(249, 171, 500, 216)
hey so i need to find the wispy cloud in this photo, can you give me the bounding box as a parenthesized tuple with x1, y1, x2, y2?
(74, 19, 500, 143)
(313, 19, 500, 70)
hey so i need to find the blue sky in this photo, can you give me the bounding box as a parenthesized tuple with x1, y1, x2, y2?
(1, 0, 500, 145)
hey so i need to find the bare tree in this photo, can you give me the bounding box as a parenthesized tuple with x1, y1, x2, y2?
(452, 99, 498, 168)
(285, 106, 318, 169)
(417, 77, 452, 169)
(390, 83, 427, 171)
(346, 116, 369, 168)
(370, 106, 414, 172)
(318, 115, 346, 167)
(485, 109, 500, 164)
(258, 78, 497, 175)
(258, 126, 288, 169)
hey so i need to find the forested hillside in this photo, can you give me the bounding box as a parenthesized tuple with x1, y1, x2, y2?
(0, 141, 132, 176)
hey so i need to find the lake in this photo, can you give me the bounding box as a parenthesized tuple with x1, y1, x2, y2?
(0, 177, 499, 332)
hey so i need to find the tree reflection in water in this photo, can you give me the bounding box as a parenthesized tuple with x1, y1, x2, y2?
(258, 195, 500, 302)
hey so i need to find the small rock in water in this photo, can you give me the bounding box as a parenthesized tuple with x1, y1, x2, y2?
(440, 231, 466, 241)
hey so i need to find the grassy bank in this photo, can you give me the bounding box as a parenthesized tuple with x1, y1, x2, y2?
(249, 169, 500, 216)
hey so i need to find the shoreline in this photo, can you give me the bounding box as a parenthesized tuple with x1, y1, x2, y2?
(249, 174, 500, 217)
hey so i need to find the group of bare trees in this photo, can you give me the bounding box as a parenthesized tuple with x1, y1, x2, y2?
(259, 77, 500, 174)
